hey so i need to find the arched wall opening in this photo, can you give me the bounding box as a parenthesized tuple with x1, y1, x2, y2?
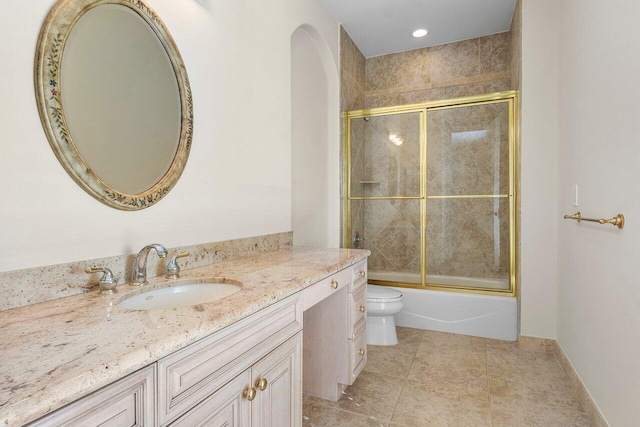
(291, 24, 340, 248)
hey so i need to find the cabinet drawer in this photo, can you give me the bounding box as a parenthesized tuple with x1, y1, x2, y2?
(348, 323, 367, 386)
(158, 295, 302, 425)
(301, 267, 352, 311)
(350, 260, 367, 293)
(29, 365, 156, 427)
(349, 285, 366, 335)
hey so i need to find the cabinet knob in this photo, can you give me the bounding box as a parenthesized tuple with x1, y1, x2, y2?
(359, 305, 365, 313)
(358, 348, 365, 356)
(331, 280, 338, 289)
(359, 270, 366, 278)
(243, 387, 257, 401)
(256, 378, 268, 391)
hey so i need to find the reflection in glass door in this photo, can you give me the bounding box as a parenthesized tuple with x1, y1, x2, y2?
(344, 92, 517, 295)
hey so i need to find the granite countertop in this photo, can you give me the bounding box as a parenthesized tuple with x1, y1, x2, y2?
(0, 246, 369, 426)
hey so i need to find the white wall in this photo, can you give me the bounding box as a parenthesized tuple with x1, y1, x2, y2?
(556, 1, 640, 424)
(519, 0, 561, 339)
(0, 0, 339, 272)
(523, 0, 640, 423)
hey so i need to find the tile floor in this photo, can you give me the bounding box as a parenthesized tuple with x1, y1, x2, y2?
(302, 327, 593, 427)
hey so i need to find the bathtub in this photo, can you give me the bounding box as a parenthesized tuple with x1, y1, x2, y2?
(368, 271, 517, 341)
(391, 287, 517, 340)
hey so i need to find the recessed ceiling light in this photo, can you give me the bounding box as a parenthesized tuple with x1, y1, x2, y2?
(412, 28, 429, 38)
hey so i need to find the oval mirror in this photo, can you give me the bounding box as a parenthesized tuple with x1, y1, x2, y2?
(35, 0, 193, 210)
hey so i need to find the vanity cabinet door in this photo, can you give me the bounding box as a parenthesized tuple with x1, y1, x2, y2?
(169, 369, 251, 427)
(170, 332, 301, 427)
(251, 333, 302, 427)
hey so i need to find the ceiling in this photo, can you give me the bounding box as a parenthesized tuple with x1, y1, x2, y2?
(319, 0, 517, 58)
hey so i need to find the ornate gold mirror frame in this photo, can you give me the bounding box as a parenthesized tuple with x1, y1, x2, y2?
(35, 0, 193, 210)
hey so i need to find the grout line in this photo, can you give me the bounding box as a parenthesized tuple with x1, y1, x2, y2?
(485, 338, 495, 427)
(387, 331, 420, 427)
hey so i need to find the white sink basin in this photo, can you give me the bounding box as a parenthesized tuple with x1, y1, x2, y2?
(118, 280, 241, 310)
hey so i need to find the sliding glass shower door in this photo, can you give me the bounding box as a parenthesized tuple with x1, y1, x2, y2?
(344, 92, 517, 295)
(346, 110, 424, 286)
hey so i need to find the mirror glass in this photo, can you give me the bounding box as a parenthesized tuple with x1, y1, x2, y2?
(62, 5, 181, 194)
(35, 0, 193, 210)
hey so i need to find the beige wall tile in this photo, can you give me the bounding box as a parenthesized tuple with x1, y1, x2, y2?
(340, 27, 365, 93)
(480, 32, 511, 75)
(430, 38, 481, 83)
(366, 48, 431, 92)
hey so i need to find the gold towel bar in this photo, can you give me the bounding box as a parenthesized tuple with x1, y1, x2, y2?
(563, 211, 624, 229)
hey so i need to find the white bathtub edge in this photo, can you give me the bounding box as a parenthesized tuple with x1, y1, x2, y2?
(391, 287, 518, 341)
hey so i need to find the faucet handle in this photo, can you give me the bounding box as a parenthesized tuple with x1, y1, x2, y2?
(86, 267, 118, 295)
(165, 252, 190, 279)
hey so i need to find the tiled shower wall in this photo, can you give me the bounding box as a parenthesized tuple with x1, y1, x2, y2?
(341, 26, 515, 280)
(365, 32, 512, 108)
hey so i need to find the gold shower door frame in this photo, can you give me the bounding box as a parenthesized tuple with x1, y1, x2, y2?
(343, 91, 518, 297)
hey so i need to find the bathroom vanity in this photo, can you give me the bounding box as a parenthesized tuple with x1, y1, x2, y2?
(0, 246, 368, 426)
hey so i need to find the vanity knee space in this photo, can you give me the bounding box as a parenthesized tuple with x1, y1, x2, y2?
(301, 260, 368, 401)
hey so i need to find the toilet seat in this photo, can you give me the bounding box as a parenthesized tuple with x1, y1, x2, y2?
(367, 284, 403, 301)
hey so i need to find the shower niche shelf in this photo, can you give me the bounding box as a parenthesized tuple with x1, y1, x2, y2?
(358, 181, 380, 185)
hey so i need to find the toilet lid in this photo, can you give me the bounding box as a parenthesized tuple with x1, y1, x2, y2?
(367, 284, 403, 301)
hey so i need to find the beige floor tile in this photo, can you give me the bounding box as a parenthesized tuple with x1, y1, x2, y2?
(422, 330, 487, 352)
(489, 367, 583, 411)
(407, 334, 488, 393)
(486, 340, 566, 377)
(491, 395, 593, 427)
(395, 326, 425, 349)
(486, 341, 582, 411)
(309, 371, 405, 423)
(364, 344, 417, 377)
(305, 327, 594, 427)
(303, 398, 388, 427)
(408, 351, 488, 394)
(391, 378, 491, 427)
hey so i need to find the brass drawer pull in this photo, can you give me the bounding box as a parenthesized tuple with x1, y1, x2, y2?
(331, 280, 338, 289)
(243, 387, 257, 401)
(256, 378, 268, 391)
(359, 305, 365, 313)
(358, 348, 365, 356)
(359, 270, 365, 278)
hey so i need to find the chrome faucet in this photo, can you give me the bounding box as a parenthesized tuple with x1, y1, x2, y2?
(130, 243, 168, 286)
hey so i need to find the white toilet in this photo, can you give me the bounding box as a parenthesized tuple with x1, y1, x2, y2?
(366, 284, 404, 346)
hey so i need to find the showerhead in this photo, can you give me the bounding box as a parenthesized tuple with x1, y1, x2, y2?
(363, 117, 370, 123)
